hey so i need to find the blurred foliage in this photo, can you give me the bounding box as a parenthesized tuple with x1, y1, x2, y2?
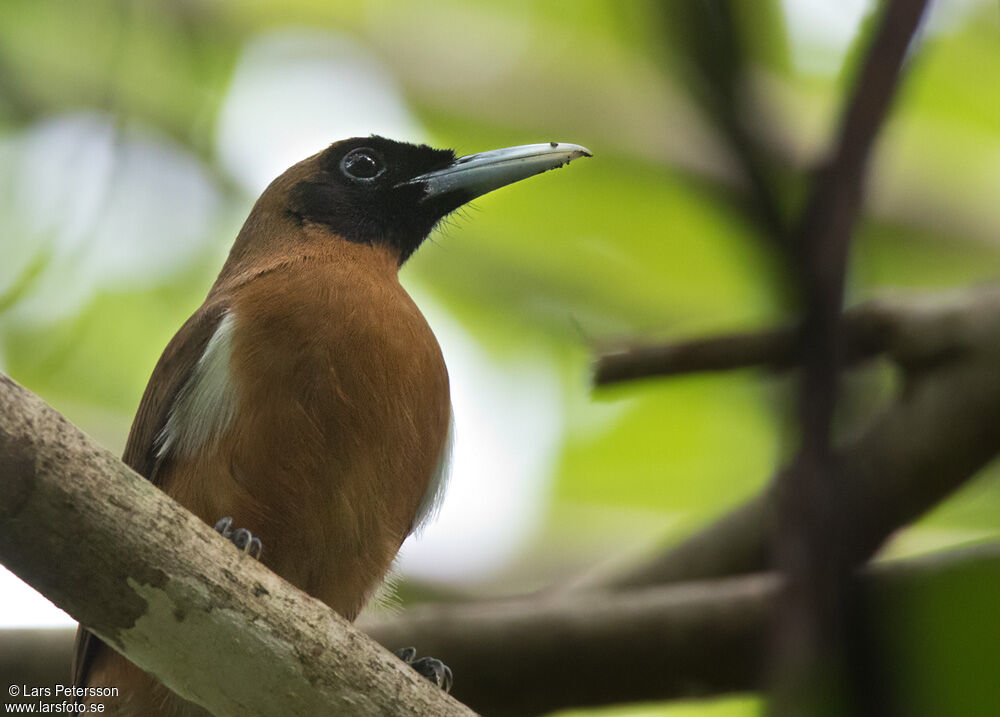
(2, 0, 1000, 714)
(877, 552, 1000, 717)
(554, 696, 762, 717)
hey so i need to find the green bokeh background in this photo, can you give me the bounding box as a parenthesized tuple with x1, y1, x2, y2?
(2, 1, 999, 714)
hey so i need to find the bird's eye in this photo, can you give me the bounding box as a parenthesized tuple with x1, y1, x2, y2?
(340, 148, 384, 181)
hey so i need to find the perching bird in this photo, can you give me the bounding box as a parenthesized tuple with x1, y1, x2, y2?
(72, 136, 591, 714)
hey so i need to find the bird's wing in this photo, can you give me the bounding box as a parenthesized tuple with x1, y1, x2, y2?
(121, 300, 231, 485)
(72, 300, 229, 689)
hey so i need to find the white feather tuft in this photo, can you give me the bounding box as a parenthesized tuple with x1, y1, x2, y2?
(157, 312, 239, 460)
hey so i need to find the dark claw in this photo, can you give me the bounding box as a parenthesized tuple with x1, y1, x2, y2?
(395, 647, 453, 693)
(412, 657, 453, 693)
(394, 646, 418, 663)
(214, 517, 263, 559)
(214, 517, 233, 533)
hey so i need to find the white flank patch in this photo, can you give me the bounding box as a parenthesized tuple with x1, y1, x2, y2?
(157, 312, 238, 460)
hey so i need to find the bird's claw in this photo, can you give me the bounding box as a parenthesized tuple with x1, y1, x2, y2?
(394, 647, 453, 693)
(214, 517, 263, 559)
(412, 656, 453, 693)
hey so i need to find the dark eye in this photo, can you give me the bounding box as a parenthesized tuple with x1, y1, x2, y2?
(340, 148, 384, 181)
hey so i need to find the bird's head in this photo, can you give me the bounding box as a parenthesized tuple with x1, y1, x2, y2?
(227, 136, 591, 272)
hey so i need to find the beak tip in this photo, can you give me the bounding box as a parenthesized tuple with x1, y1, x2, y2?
(551, 142, 593, 159)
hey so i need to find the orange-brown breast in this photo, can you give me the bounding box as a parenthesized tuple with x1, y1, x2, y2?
(164, 242, 450, 619)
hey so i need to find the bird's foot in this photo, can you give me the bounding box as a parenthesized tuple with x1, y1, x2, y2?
(394, 647, 453, 693)
(214, 517, 263, 559)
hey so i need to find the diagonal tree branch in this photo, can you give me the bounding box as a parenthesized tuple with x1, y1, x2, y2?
(0, 373, 476, 717)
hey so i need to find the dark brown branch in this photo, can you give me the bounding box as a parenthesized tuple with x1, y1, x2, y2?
(593, 283, 1000, 386)
(595, 326, 797, 385)
(592, 296, 895, 385)
(773, 1, 928, 711)
(358, 542, 1000, 716)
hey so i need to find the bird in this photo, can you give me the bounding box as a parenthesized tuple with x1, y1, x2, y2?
(71, 135, 591, 715)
